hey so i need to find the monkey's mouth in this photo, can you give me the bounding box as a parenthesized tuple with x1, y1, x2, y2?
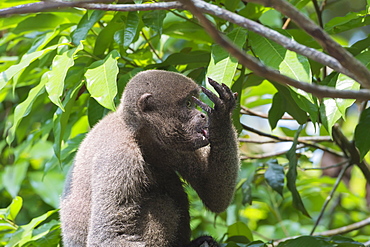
(200, 128, 209, 140)
(196, 127, 209, 143)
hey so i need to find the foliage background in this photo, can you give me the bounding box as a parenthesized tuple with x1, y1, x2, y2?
(0, 0, 370, 246)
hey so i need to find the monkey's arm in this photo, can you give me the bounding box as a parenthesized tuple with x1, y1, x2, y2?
(86, 130, 150, 247)
(183, 79, 240, 213)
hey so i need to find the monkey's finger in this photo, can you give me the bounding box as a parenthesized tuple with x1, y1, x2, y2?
(201, 86, 222, 106)
(208, 78, 227, 100)
(192, 96, 213, 114)
(221, 83, 235, 101)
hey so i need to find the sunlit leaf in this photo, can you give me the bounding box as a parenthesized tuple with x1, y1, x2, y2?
(6, 77, 46, 144)
(2, 196, 23, 221)
(207, 28, 247, 87)
(46, 43, 83, 110)
(85, 50, 119, 111)
(0, 45, 59, 91)
(249, 30, 317, 121)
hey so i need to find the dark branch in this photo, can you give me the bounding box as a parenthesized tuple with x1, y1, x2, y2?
(243, 0, 370, 89)
(178, 0, 370, 100)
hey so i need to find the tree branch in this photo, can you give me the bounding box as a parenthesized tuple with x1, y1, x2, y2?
(275, 216, 370, 243)
(191, 0, 359, 84)
(332, 125, 370, 184)
(2, 0, 370, 100)
(2, 1, 357, 84)
(0, 1, 182, 17)
(241, 123, 342, 157)
(243, 0, 370, 89)
(178, 0, 370, 100)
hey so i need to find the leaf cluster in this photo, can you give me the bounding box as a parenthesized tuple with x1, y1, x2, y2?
(1, 0, 370, 246)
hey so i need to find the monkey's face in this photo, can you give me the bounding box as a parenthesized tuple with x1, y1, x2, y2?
(138, 91, 210, 151)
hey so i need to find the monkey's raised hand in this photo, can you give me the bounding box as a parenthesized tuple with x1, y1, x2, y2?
(193, 78, 237, 122)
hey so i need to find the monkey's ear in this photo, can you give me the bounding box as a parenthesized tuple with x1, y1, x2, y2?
(137, 93, 154, 112)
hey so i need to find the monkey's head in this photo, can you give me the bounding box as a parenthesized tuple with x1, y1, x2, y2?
(120, 70, 209, 151)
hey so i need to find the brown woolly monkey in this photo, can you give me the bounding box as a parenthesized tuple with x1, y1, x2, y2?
(60, 70, 239, 247)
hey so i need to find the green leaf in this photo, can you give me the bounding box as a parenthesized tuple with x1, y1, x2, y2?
(141, 10, 166, 35)
(249, 30, 317, 120)
(325, 11, 370, 35)
(2, 161, 29, 198)
(52, 81, 84, 162)
(28, 172, 64, 208)
(2, 196, 23, 221)
(207, 28, 247, 87)
(88, 96, 106, 127)
(286, 125, 310, 218)
(72, 10, 105, 45)
(14, 209, 59, 246)
(124, 11, 140, 48)
(46, 43, 83, 110)
(94, 12, 126, 56)
(250, 30, 311, 82)
(6, 78, 46, 144)
(264, 160, 285, 197)
(268, 92, 285, 130)
(320, 98, 341, 137)
(12, 13, 65, 34)
(163, 21, 212, 44)
(278, 236, 332, 247)
(271, 84, 308, 126)
(0, 45, 59, 91)
(149, 50, 210, 68)
(24, 220, 61, 246)
(334, 73, 360, 118)
(227, 222, 253, 242)
(85, 50, 119, 111)
(355, 107, 370, 160)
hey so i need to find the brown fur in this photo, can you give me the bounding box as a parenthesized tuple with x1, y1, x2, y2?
(60, 70, 239, 246)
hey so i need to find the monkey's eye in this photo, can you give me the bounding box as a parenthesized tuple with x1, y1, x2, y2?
(186, 99, 193, 109)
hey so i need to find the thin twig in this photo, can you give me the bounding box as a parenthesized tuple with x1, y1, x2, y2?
(310, 162, 351, 235)
(241, 144, 305, 160)
(275, 216, 370, 244)
(241, 106, 294, 120)
(141, 31, 162, 61)
(301, 160, 348, 171)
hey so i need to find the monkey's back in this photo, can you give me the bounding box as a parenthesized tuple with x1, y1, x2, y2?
(60, 112, 130, 246)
